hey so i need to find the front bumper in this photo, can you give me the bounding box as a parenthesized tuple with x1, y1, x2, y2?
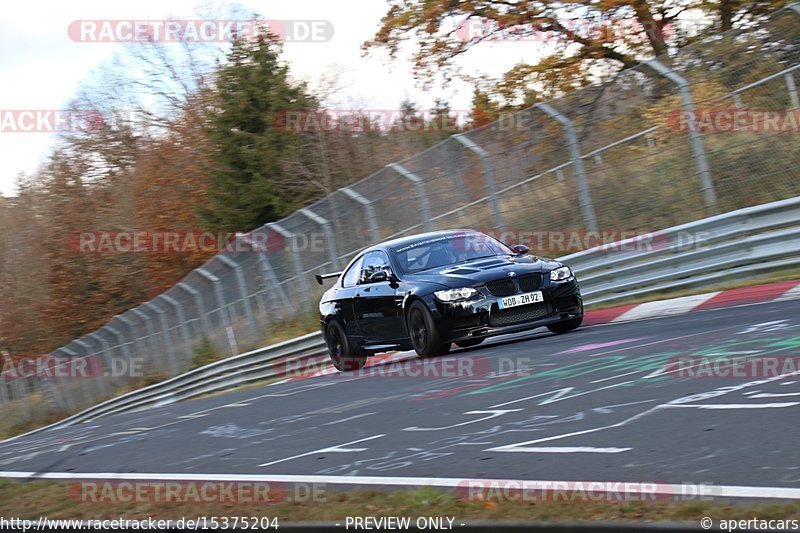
(427, 278, 583, 343)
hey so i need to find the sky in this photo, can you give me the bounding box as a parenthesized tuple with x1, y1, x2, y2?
(0, 0, 544, 197)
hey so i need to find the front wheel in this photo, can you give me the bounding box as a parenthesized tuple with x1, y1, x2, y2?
(407, 301, 451, 358)
(325, 321, 367, 371)
(547, 316, 583, 334)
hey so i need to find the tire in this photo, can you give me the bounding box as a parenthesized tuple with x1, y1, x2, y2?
(325, 321, 367, 371)
(455, 338, 485, 349)
(547, 316, 583, 334)
(407, 301, 451, 358)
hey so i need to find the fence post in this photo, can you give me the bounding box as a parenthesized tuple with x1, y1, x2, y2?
(785, 72, 799, 109)
(453, 134, 505, 229)
(387, 163, 434, 232)
(535, 102, 599, 231)
(644, 59, 718, 210)
(144, 301, 179, 374)
(216, 255, 257, 339)
(196, 267, 237, 355)
(60, 346, 91, 408)
(238, 232, 290, 319)
(89, 333, 113, 396)
(158, 294, 193, 364)
(177, 282, 212, 337)
(73, 338, 105, 399)
(341, 188, 380, 243)
(299, 207, 340, 271)
(268, 222, 309, 306)
(0, 373, 8, 404)
(131, 307, 162, 373)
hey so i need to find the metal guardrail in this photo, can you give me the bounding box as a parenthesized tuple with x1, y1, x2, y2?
(9, 196, 800, 438)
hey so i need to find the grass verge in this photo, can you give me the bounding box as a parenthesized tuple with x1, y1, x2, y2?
(1, 482, 799, 523)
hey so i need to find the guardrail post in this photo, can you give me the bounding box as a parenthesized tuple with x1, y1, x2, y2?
(299, 207, 340, 271)
(644, 59, 718, 210)
(177, 282, 212, 336)
(196, 267, 237, 355)
(144, 301, 179, 374)
(387, 163, 434, 232)
(535, 102, 599, 231)
(158, 294, 193, 364)
(453, 134, 505, 229)
(216, 255, 257, 339)
(341, 188, 380, 242)
(268, 222, 309, 309)
(238, 233, 290, 320)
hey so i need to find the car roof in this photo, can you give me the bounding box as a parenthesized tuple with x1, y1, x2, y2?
(365, 229, 479, 253)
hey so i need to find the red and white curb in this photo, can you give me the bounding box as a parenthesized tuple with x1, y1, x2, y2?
(584, 279, 800, 326)
(278, 279, 800, 383)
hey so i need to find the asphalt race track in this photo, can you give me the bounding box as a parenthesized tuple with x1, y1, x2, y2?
(2, 299, 800, 495)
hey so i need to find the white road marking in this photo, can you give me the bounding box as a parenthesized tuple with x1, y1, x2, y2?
(490, 388, 574, 408)
(1, 471, 799, 500)
(403, 410, 523, 431)
(747, 392, 800, 398)
(259, 434, 385, 467)
(322, 413, 375, 426)
(665, 402, 800, 409)
(488, 446, 631, 454)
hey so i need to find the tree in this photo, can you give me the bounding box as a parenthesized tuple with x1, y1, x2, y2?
(364, 0, 789, 106)
(200, 32, 318, 231)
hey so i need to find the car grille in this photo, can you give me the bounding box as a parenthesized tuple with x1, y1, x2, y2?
(486, 279, 517, 296)
(517, 274, 542, 292)
(485, 274, 542, 296)
(490, 303, 553, 327)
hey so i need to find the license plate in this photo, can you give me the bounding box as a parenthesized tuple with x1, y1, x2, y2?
(497, 290, 544, 309)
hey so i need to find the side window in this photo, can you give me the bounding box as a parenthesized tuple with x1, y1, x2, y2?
(359, 251, 391, 284)
(341, 256, 364, 288)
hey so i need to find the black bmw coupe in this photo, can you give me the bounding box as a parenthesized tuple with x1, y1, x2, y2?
(316, 230, 583, 371)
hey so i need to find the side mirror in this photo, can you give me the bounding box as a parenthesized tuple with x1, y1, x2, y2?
(368, 269, 389, 283)
(511, 244, 530, 255)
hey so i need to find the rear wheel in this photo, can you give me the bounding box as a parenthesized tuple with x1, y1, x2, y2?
(547, 316, 583, 334)
(407, 301, 451, 358)
(325, 321, 367, 371)
(455, 338, 484, 348)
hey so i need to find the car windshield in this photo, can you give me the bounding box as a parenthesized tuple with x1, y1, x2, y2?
(392, 232, 513, 273)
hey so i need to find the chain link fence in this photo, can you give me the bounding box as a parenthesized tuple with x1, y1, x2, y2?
(2, 5, 799, 432)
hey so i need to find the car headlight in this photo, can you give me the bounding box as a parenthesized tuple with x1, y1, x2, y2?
(434, 287, 480, 302)
(549, 266, 574, 282)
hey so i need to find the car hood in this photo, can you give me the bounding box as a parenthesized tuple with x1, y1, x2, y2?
(404, 255, 563, 288)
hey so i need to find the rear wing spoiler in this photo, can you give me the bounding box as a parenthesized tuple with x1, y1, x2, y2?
(315, 271, 342, 285)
